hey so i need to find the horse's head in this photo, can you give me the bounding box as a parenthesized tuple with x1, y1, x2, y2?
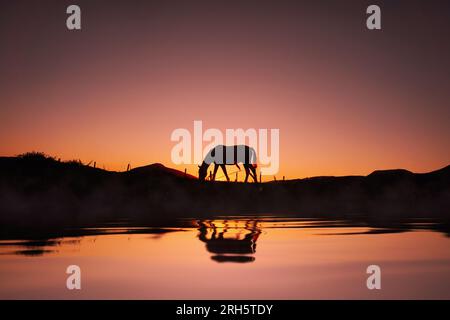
(198, 163, 208, 181)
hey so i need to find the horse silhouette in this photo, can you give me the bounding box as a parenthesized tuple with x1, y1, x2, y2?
(198, 145, 257, 182)
(197, 219, 261, 263)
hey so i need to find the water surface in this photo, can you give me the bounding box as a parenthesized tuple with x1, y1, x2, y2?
(0, 217, 449, 299)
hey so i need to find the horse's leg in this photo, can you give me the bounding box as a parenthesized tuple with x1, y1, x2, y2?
(212, 163, 219, 181)
(250, 165, 258, 183)
(244, 165, 250, 183)
(220, 164, 230, 181)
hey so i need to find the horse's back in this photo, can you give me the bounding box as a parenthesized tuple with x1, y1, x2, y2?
(210, 145, 255, 164)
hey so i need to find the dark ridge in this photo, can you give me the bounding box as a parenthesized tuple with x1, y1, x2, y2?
(425, 164, 450, 176)
(368, 169, 413, 177)
(0, 153, 449, 236)
(128, 163, 197, 179)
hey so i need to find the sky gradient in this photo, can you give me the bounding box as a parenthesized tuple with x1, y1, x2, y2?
(1, 0, 449, 179)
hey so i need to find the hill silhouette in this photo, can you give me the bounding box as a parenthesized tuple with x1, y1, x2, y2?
(0, 152, 449, 235)
(129, 163, 197, 179)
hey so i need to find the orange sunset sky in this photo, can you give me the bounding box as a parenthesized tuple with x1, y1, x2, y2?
(1, 0, 449, 179)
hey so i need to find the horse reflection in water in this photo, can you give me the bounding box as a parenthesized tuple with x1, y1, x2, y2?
(197, 219, 261, 263)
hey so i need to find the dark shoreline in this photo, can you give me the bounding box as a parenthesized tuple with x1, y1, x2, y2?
(1, 154, 449, 237)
